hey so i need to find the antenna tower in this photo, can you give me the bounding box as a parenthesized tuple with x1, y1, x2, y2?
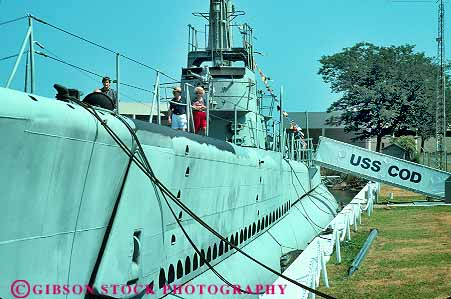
(436, 0, 446, 170)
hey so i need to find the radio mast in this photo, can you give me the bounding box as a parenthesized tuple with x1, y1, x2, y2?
(436, 0, 446, 170)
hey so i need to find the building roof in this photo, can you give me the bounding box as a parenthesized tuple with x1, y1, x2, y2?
(382, 143, 409, 152)
(285, 112, 344, 129)
(118, 101, 168, 116)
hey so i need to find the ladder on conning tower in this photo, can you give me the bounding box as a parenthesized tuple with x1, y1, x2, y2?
(314, 137, 451, 201)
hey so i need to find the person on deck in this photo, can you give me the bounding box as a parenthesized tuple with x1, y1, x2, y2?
(192, 86, 207, 135)
(289, 120, 296, 133)
(168, 87, 187, 131)
(94, 76, 118, 112)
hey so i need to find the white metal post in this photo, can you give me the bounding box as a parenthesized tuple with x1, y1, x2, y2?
(367, 184, 373, 217)
(24, 51, 29, 92)
(185, 84, 191, 132)
(234, 104, 238, 144)
(116, 53, 120, 105)
(206, 85, 210, 136)
(298, 140, 301, 161)
(189, 100, 195, 133)
(279, 86, 284, 154)
(255, 110, 259, 148)
(6, 27, 32, 89)
(335, 228, 341, 264)
(28, 15, 35, 93)
(320, 251, 330, 288)
(358, 201, 362, 225)
(346, 213, 351, 241)
(272, 121, 276, 151)
(157, 81, 161, 125)
(353, 209, 358, 232)
(150, 71, 160, 124)
(309, 268, 316, 299)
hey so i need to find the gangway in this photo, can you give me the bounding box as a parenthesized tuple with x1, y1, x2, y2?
(314, 137, 451, 201)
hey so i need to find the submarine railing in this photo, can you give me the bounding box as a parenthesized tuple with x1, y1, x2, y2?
(283, 131, 315, 164)
(6, 15, 36, 93)
(6, 14, 295, 154)
(5, 14, 179, 115)
(208, 80, 264, 145)
(187, 24, 199, 52)
(185, 84, 194, 132)
(198, 85, 275, 148)
(192, 87, 312, 157)
(5, 15, 276, 143)
(149, 71, 160, 124)
(153, 82, 196, 132)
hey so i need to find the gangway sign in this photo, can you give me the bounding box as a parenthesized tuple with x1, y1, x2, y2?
(315, 137, 451, 200)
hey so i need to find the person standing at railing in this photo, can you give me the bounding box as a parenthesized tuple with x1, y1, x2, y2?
(168, 87, 187, 131)
(293, 123, 307, 149)
(94, 76, 118, 112)
(288, 120, 307, 150)
(192, 86, 207, 135)
(287, 120, 297, 143)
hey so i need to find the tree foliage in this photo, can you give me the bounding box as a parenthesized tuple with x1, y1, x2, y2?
(390, 136, 419, 162)
(318, 42, 450, 152)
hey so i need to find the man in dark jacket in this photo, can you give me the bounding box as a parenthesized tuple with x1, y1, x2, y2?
(168, 87, 187, 131)
(95, 76, 118, 112)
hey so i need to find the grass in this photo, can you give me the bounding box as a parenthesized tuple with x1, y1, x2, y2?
(317, 205, 451, 299)
(378, 184, 427, 203)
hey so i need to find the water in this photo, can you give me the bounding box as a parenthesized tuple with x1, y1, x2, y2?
(330, 189, 359, 206)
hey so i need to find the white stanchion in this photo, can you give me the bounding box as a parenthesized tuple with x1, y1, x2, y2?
(353, 206, 358, 232)
(346, 213, 351, 241)
(334, 228, 341, 264)
(309, 267, 316, 299)
(367, 183, 373, 217)
(340, 219, 347, 242)
(320, 250, 329, 288)
(261, 182, 376, 299)
(358, 202, 362, 224)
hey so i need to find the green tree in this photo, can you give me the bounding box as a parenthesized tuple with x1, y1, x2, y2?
(319, 42, 440, 152)
(390, 136, 419, 162)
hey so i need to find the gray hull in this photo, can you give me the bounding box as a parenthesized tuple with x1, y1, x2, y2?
(0, 87, 338, 298)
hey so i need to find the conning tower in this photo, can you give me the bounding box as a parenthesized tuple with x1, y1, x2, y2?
(181, 0, 267, 148)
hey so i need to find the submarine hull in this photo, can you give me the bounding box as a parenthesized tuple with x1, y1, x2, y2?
(0, 87, 338, 298)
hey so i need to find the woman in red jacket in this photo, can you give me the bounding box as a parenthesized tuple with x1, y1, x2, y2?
(192, 86, 207, 135)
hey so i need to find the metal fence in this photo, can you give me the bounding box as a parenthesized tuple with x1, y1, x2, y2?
(283, 133, 315, 166)
(420, 152, 451, 172)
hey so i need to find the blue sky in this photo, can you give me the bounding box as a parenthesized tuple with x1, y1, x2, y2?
(0, 0, 444, 112)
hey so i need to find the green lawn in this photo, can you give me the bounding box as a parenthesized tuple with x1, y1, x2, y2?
(377, 184, 427, 203)
(377, 195, 426, 203)
(318, 206, 451, 299)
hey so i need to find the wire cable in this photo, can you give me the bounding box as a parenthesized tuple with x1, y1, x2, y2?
(33, 44, 157, 104)
(30, 15, 178, 82)
(113, 114, 264, 296)
(267, 231, 298, 251)
(119, 117, 328, 296)
(287, 159, 336, 216)
(0, 52, 28, 62)
(35, 51, 157, 94)
(35, 42, 100, 83)
(72, 103, 260, 296)
(69, 99, 336, 299)
(0, 15, 27, 27)
(35, 51, 102, 78)
(285, 160, 331, 231)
